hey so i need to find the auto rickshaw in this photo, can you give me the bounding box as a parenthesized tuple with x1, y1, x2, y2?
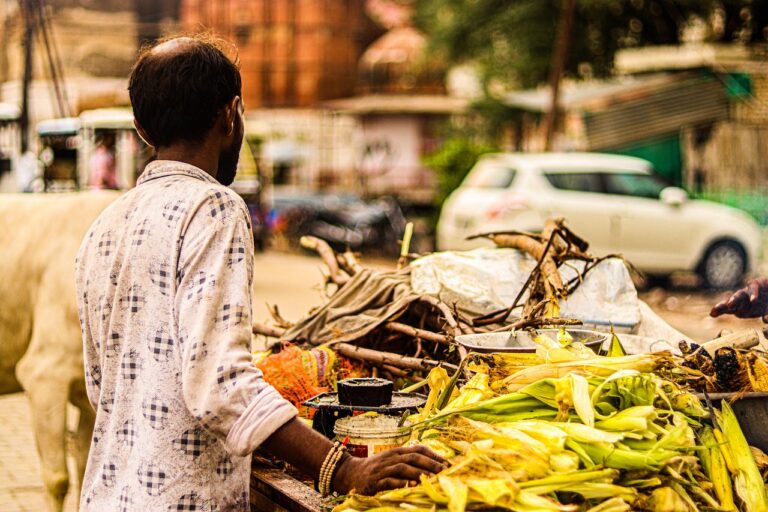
(77, 108, 154, 190)
(0, 102, 21, 193)
(36, 117, 79, 191)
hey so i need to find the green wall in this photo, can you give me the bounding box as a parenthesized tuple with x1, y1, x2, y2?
(606, 134, 682, 186)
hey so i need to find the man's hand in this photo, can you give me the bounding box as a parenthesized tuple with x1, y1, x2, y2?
(710, 277, 768, 322)
(333, 445, 447, 495)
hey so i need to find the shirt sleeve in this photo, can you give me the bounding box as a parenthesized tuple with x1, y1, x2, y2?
(175, 197, 296, 456)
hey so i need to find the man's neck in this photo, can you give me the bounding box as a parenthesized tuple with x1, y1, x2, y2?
(155, 144, 219, 181)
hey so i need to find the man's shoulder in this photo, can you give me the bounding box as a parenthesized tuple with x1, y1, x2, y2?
(191, 183, 248, 225)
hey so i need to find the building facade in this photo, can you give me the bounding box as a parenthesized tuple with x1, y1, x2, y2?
(180, 0, 380, 108)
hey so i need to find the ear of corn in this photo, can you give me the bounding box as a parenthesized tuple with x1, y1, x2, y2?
(337, 353, 766, 512)
(746, 352, 768, 392)
(716, 401, 768, 512)
(698, 426, 736, 510)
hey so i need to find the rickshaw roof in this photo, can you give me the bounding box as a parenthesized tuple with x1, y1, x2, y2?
(0, 102, 20, 122)
(37, 117, 80, 136)
(79, 108, 135, 130)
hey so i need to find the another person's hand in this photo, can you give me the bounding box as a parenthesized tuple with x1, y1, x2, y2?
(710, 277, 768, 322)
(333, 445, 447, 495)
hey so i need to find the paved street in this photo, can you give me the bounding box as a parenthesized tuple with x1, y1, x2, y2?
(0, 249, 763, 511)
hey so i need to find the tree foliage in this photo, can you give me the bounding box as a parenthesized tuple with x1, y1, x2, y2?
(424, 137, 497, 211)
(414, 0, 768, 90)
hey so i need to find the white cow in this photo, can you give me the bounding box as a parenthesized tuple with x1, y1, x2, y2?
(0, 192, 118, 511)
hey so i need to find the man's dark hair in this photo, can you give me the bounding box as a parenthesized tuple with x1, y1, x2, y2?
(128, 35, 242, 148)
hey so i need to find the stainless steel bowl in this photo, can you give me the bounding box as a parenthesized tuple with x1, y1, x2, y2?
(456, 328, 608, 354)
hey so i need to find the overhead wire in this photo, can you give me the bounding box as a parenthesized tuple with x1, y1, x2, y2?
(33, 0, 68, 117)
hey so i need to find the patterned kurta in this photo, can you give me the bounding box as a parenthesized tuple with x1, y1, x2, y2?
(75, 161, 297, 511)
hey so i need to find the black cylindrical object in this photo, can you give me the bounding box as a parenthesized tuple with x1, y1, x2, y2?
(337, 378, 393, 407)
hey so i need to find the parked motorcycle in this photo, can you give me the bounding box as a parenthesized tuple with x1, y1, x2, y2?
(270, 193, 407, 255)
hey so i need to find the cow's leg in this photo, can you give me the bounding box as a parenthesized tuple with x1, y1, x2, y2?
(16, 275, 84, 512)
(21, 379, 69, 512)
(69, 381, 94, 504)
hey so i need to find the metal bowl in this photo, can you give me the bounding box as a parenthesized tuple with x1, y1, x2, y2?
(456, 328, 608, 354)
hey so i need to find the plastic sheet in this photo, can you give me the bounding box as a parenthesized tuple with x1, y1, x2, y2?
(411, 248, 689, 349)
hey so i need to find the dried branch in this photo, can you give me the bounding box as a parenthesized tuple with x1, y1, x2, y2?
(491, 234, 565, 295)
(253, 322, 286, 338)
(300, 236, 350, 286)
(336, 250, 363, 276)
(419, 295, 462, 336)
(473, 229, 558, 326)
(335, 343, 458, 372)
(491, 317, 582, 333)
(384, 322, 450, 345)
(467, 229, 543, 242)
(268, 304, 294, 330)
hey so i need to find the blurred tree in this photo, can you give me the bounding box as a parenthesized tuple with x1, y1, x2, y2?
(424, 136, 497, 212)
(414, 0, 766, 91)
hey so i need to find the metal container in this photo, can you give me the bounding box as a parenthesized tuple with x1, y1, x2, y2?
(303, 392, 426, 439)
(697, 392, 768, 453)
(334, 415, 412, 458)
(456, 328, 608, 354)
(337, 378, 393, 407)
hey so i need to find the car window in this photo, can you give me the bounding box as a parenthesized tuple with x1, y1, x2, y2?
(603, 173, 668, 199)
(465, 164, 517, 188)
(543, 172, 604, 193)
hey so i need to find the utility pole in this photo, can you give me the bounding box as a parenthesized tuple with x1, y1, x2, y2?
(543, 0, 577, 151)
(19, 0, 35, 153)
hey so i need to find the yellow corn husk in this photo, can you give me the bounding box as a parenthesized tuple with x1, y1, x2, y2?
(514, 489, 577, 511)
(751, 446, 768, 483)
(557, 327, 574, 346)
(643, 486, 692, 511)
(595, 405, 656, 433)
(441, 372, 494, 413)
(417, 438, 456, 459)
(501, 353, 665, 391)
(410, 367, 455, 423)
(607, 332, 627, 357)
(747, 352, 768, 392)
(717, 401, 768, 512)
(437, 475, 467, 512)
(465, 478, 518, 507)
(585, 497, 632, 512)
(699, 426, 736, 511)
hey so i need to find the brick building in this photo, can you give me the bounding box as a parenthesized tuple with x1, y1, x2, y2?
(180, 0, 381, 108)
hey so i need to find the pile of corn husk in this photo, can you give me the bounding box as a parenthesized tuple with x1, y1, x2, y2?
(335, 332, 768, 512)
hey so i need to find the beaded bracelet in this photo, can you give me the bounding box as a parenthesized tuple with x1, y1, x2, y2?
(321, 446, 345, 496)
(318, 442, 347, 496)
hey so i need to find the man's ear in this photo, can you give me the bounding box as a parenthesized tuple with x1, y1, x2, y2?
(133, 119, 154, 147)
(224, 96, 241, 136)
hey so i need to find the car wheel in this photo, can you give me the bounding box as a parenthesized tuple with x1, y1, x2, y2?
(699, 241, 747, 290)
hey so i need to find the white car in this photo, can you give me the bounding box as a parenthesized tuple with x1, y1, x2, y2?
(437, 152, 762, 289)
